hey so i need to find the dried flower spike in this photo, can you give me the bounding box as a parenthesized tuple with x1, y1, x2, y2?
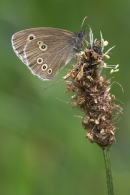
(64, 29, 122, 148)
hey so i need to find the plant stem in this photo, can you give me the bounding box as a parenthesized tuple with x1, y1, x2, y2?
(103, 147, 114, 195)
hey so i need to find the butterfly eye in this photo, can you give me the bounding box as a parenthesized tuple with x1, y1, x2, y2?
(41, 64, 48, 71)
(39, 44, 47, 51)
(37, 57, 43, 64)
(27, 34, 35, 41)
(37, 41, 43, 45)
(48, 68, 52, 74)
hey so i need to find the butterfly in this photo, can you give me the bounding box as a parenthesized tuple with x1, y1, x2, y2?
(12, 27, 86, 80)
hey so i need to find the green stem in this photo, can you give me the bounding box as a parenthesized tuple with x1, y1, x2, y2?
(103, 147, 114, 195)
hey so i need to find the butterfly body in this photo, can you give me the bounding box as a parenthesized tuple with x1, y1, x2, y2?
(12, 27, 86, 80)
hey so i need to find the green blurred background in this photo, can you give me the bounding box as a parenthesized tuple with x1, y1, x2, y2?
(0, 0, 129, 194)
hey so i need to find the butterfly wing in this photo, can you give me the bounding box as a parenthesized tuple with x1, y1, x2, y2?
(24, 35, 76, 80)
(12, 28, 77, 80)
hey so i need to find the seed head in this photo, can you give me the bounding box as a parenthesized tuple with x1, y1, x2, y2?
(64, 29, 122, 148)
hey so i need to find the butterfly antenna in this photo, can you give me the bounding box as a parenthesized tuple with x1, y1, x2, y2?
(81, 16, 88, 30)
(42, 79, 64, 91)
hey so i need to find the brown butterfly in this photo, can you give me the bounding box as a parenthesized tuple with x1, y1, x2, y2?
(11, 27, 86, 80)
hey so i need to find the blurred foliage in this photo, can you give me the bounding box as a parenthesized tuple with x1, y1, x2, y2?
(0, 0, 130, 194)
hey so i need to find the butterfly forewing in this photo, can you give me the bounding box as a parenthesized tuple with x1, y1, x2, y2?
(11, 28, 74, 62)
